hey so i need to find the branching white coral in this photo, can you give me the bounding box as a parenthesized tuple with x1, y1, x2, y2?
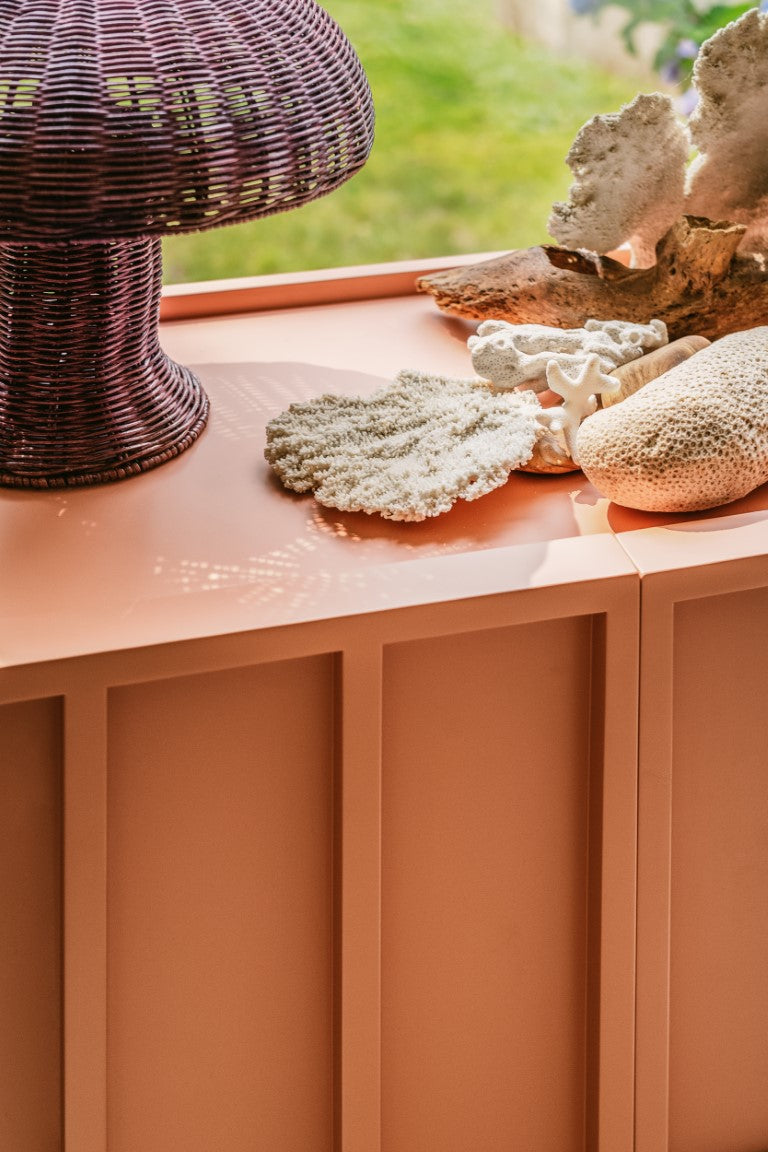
(685, 9, 768, 253)
(537, 354, 619, 462)
(264, 370, 540, 521)
(468, 317, 667, 391)
(548, 93, 689, 267)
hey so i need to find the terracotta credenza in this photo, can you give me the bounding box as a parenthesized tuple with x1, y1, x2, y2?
(2, 261, 767, 1152)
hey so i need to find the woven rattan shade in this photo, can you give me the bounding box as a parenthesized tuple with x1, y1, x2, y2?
(0, 0, 373, 486)
(0, 0, 374, 487)
(0, 0, 374, 242)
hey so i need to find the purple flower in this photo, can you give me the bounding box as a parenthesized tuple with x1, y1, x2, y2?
(660, 59, 681, 84)
(569, 0, 599, 12)
(676, 87, 699, 118)
(676, 37, 699, 59)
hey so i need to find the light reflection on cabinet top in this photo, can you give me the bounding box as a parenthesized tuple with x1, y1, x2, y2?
(1, 261, 767, 670)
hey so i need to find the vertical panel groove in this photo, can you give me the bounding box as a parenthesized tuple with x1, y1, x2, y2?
(592, 598, 639, 1152)
(336, 645, 383, 1152)
(584, 614, 606, 1152)
(635, 586, 675, 1152)
(63, 687, 108, 1152)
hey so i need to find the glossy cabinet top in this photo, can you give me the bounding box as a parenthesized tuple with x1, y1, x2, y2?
(1, 283, 766, 669)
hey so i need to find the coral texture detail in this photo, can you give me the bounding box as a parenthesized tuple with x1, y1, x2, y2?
(685, 9, 768, 253)
(468, 317, 668, 391)
(264, 370, 540, 521)
(577, 326, 768, 512)
(548, 93, 689, 267)
(524, 334, 709, 473)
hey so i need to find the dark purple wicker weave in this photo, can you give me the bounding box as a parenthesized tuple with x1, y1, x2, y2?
(0, 0, 374, 487)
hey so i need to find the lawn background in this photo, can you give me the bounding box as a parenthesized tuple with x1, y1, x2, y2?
(162, 0, 647, 284)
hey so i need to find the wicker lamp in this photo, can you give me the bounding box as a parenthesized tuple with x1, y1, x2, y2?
(0, 0, 374, 487)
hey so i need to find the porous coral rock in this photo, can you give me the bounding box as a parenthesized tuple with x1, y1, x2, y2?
(468, 317, 667, 391)
(576, 327, 768, 512)
(548, 93, 689, 267)
(264, 370, 540, 521)
(522, 336, 709, 474)
(685, 9, 768, 254)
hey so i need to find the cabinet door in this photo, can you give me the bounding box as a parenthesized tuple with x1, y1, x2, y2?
(635, 557, 768, 1152)
(381, 617, 600, 1152)
(368, 598, 637, 1151)
(333, 549, 638, 1152)
(107, 657, 336, 1152)
(0, 545, 638, 1152)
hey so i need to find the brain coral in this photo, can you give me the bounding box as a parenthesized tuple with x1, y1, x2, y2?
(264, 370, 539, 521)
(576, 327, 768, 512)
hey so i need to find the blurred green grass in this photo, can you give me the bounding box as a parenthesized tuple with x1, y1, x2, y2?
(162, 0, 644, 284)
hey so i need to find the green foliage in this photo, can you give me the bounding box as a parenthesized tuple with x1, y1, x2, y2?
(162, 0, 642, 284)
(651, 3, 753, 81)
(574, 0, 754, 85)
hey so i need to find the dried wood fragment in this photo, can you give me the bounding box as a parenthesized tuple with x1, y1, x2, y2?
(417, 217, 768, 342)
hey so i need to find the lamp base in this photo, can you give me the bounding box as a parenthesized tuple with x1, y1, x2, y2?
(0, 238, 209, 488)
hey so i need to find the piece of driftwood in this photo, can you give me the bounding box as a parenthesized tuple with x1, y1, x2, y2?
(418, 216, 768, 342)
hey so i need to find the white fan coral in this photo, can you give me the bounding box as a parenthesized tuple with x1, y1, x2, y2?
(264, 370, 540, 521)
(685, 8, 768, 253)
(548, 93, 689, 267)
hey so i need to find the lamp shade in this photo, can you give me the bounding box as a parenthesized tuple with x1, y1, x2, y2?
(0, 0, 374, 487)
